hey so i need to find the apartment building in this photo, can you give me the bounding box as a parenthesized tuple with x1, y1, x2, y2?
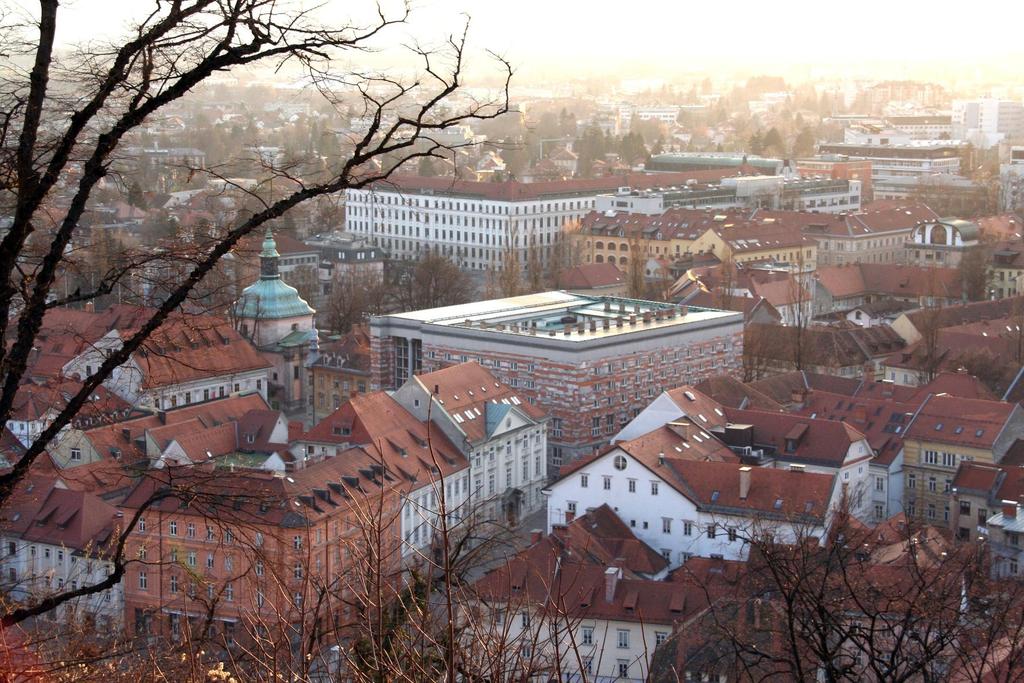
(391, 362, 548, 523)
(369, 292, 744, 467)
(295, 391, 471, 559)
(902, 395, 1024, 524)
(120, 449, 404, 643)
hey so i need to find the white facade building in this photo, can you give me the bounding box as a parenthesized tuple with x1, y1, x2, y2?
(346, 174, 716, 272)
(953, 99, 1024, 148)
(392, 362, 548, 525)
(1001, 146, 1024, 211)
(543, 445, 839, 568)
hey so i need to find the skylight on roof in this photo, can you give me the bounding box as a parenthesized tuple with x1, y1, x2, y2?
(453, 414, 464, 423)
(954, 426, 964, 434)
(935, 423, 943, 431)
(774, 499, 784, 510)
(711, 490, 720, 502)
(714, 408, 724, 416)
(683, 391, 696, 401)
(976, 429, 985, 438)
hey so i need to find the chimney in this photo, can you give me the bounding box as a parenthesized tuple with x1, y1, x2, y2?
(739, 466, 752, 500)
(1003, 499, 1018, 520)
(529, 529, 543, 544)
(84, 301, 95, 313)
(790, 388, 807, 405)
(604, 566, 621, 603)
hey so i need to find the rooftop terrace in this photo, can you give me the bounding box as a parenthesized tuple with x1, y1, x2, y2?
(384, 291, 739, 342)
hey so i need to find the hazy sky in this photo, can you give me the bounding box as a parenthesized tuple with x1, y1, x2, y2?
(32, 0, 1024, 83)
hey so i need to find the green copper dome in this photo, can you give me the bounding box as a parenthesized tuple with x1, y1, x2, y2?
(233, 229, 315, 320)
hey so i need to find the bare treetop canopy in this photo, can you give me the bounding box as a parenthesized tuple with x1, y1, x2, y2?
(0, 0, 510, 628)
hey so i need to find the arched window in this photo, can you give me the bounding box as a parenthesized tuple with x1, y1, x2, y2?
(595, 241, 604, 250)
(608, 256, 617, 264)
(595, 254, 604, 263)
(621, 243, 630, 252)
(607, 242, 617, 251)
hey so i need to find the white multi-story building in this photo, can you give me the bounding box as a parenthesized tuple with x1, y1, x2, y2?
(953, 99, 1024, 148)
(885, 115, 954, 140)
(1001, 146, 1024, 211)
(818, 141, 964, 181)
(0, 482, 124, 629)
(392, 361, 548, 525)
(543, 429, 840, 568)
(345, 173, 709, 272)
(63, 318, 270, 410)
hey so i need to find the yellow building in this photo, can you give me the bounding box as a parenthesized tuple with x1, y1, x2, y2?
(902, 394, 1024, 523)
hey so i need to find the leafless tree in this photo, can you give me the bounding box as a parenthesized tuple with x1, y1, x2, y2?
(0, 0, 510, 632)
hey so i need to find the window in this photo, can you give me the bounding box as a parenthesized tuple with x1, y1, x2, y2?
(138, 571, 148, 590)
(874, 503, 884, 519)
(582, 626, 594, 645)
(728, 527, 738, 542)
(875, 477, 885, 492)
(617, 629, 630, 648)
(168, 521, 177, 537)
(628, 479, 636, 493)
(613, 454, 627, 470)
(683, 521, 692, 536)
(70, 447, 81, 462)
(187, 551, 196, 568)
(293, 535, 303, 550)
(928, 477, 937, 492)
(206, 526, 214, 542)
(580, 474, 589, 488)
(256, 560, 264, 576)
(907, 473, 916, 489)
(662, 518, 672, 534)
(651, 481, 659, 496)
(186, 523, 195, 539)
(206, 554, 214, 570)
(294, 562, 303, 580)
(520, 612, 530, 628)
(707, 524, 716, 539)
(137, 517, 146, 533)
(618, 660, 630, 678)
(170, 575, 179, 593)
(603, 475, 611, 490)
(225, 584, 234, 602)
(655, 631, 669, 646)
(960, 500, 972, 515)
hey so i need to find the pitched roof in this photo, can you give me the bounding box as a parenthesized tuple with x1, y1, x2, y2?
(905, 394, 1016, 449)
(127, 317, 270, 389)
(722, 408, 869, 468)
(303, 392, 467, 488)
(693, 374, 784, 411)
(557, 262, 625, 289)
(411, 361, 545, 444)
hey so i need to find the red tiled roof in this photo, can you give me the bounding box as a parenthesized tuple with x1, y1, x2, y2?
(303, 392, 467, 487)
(723, 407, 869, 468)
(905, 394, 1016, 449)
(410, 361, 545, 444)
(557, 262, 625, 289)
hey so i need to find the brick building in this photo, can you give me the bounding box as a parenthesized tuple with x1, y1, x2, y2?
(369, 292, 743, 468)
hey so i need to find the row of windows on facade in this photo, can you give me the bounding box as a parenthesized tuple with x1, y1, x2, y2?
(564, 501, 745, 541)
(152, 380, 260, 410)
(135, 572, 302, 608)
(906, 472, 956, 492)
(350, 193, 595, 214)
